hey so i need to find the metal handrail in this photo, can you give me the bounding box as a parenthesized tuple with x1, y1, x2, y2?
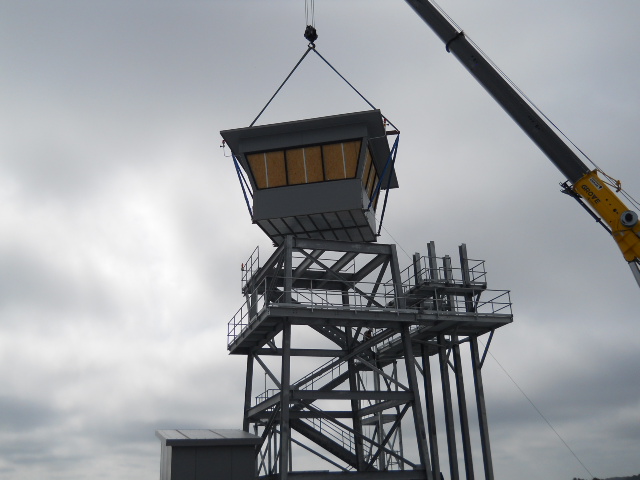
(228, 269, 512, 346)
(399, 255, 488, 292)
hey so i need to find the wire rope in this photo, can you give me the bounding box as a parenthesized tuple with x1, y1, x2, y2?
(464, 34, 640, 209)
(374, 219, 413, 262)
(249, 46, 314, 127)
(378, 214, 598, 478)
(305, 0, 315, 28)
(478, 339, 597, 479)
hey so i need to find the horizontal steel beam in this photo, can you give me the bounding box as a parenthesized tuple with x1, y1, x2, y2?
(293, 237, 395, 255)
(291, 391, 413, 401)
(259, 469, 427, 480)
(247, 393, 281, 418)
(255, 348, 347, 357)
(252, 410, 355, 420)
(358, 399, 409, 417)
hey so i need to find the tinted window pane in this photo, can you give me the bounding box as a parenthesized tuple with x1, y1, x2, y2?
(344, 140, 360, 178)
(266, 150, 286, 187)
(247, 153, 267, 189)
(305, 146, 323, 183)
(286, 148, 306, 185)
(362, 149, 373, 189)
(322, 143, 345, 180)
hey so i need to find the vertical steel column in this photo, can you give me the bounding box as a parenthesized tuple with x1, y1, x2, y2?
(279, 321, 292, 480)
(413, 253, 424, 284)
(392, 361, 405, 470)
(442, 256, 454, 311)
(438, 334, 459, 480)
(389, 244, 405, 309)
(427, 241, 439, 281)
(452, 336, 474, 480)
(279, 236, 294, 479)
(372, 363, 386, 470)
(345, 327, 366, 470)
(470, 336, 494, 480)
(243, 353, 254, 432)
(284, 236, 293, 304)
(459, 244, 470, 285)
(459, 244, 475, 313)
(421, 345, 440, 479)
(401, 324, 433, 480)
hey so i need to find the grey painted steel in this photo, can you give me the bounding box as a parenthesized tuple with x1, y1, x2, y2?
(426, 242, 438, 281)
(244, 354, 255, 432)
(401, 324, 432, 480)
(452, 336, 474, 480)
(221, 110, 399, 244)
(471, 336, 495, 480)
(438, 335, 459, 480)
(259, 471, 428, 480)
(454, 248, 475, 479)
(156, 429, 262, 446)
(156, 430, 261, 480)
(421, 346, 440, 479)
(346, 327, 367, 470)
(221, 110, 397, 188)
(280, 322, 292, 480)
(404, 0, 590, 183)
(372, 363, 386, 470)
(229, 236, 512, 480)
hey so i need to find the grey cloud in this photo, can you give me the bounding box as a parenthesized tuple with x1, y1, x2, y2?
(0, 244, 118, 320)
(1, 1, 639, 479)
(0, 397, 56, 430)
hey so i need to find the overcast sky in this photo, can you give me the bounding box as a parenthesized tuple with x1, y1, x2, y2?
(1, 1, 639, 479)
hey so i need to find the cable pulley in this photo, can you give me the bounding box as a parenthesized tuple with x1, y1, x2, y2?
(304, 25, 318, 45)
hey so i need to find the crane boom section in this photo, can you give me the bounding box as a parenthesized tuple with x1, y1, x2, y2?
(404, 0, 589, 183)
(405, 0, 640, 276)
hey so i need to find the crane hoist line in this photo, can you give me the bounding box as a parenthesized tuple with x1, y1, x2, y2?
(404, 0, 640, 288)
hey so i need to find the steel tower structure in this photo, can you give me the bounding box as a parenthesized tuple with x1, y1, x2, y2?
(227, 236, 512, 480)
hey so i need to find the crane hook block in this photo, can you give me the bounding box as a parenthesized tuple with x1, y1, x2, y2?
(304, 25, 318, 44)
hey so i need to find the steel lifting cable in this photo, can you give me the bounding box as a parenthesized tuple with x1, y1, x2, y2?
(465, 34, 640, 209)
(247, 19, 402, 235)
(249, 20, 399, 131)
(232, 153, 254, 216)
(249, 43, 398, 132)
(249, 46, 314, 127)
(305, 0, 315, 29)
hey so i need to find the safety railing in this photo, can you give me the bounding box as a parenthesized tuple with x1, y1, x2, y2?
(228, 274, 400, 346)
(399, 255, 488, 292)
(304, 415, 355, 454)
(227, 282, 282, 346)
(253, 387, 354, 455)
(241, 246, 260, 292)
(295, 357, 346, 392)
(228, 277, 511, 347)
(406, 288, 512, 315)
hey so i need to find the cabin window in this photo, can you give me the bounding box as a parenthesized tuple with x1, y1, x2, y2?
(362, 147, 380, 205)
(247, 140, 362, 189)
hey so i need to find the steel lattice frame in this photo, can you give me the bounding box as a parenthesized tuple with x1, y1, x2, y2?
(227, 236, 512, 480)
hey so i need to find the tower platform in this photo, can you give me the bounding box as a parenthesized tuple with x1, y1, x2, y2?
(228, 237, 511, 357)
